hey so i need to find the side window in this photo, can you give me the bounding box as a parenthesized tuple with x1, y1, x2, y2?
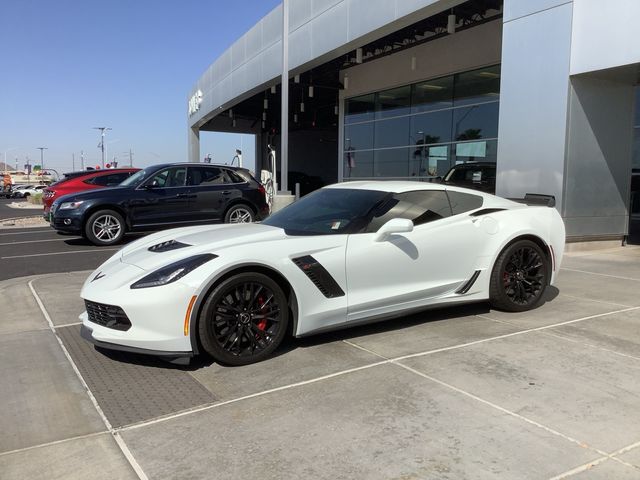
(447, 191, 483, 215)
(187, 167, 228, 186)
(90, 173, 130, 186)
(365, 190, 452, 232)
(145, 167, 187, 188)
(224, 169, 245, 183)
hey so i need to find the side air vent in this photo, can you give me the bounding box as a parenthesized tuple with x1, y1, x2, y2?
(148, 240, 191, 253)
(456, 270, 481, 294)
(292, 255, 345, 298)
(470, 208, 505, 217)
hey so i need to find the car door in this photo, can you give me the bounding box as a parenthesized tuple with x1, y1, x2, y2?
(344, 189, 486, 322)
(187, 166, 236, 222)
(129, 166, 191, 227)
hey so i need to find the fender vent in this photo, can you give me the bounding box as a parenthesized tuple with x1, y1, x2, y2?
(148, 240, 191, 252)
(456, 270, 481, 294)
(292, 255, 345, 298)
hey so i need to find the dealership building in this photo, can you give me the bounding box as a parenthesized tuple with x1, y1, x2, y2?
(187, 0, 640, 242)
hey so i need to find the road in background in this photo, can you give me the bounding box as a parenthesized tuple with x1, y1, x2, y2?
(0, 197, 42, 221)
(0, 227, 142, 280)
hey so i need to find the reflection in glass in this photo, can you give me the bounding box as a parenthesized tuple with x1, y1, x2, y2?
(411, 109, 453, 146)
(454, 139, 498, 164)
(344, 123, 374, 151)
(454, 65, 501, 106)
(345, 94, 375, 124)
(453, 102, 499, 140)
(410, 145, 449, 177)
(344, 150, 373, 178)
(412, 76, 453, 113)
(374, 116, 411, 148)
(374, 148, 410, 177)
(633, 128, 640, 169)
(376, 86, 411, 119)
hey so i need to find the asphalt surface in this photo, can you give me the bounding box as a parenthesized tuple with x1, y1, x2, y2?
(0, 197, 35, 220)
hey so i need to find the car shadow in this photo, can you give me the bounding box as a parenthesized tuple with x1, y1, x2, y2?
(92, 287, 562, 371)
(63, 234, 146, 247)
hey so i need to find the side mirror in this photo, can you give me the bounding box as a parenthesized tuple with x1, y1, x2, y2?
(373, 218, 414, 242)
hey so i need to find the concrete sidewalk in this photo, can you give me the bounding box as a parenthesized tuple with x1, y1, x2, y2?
(1, 248, 640, 479)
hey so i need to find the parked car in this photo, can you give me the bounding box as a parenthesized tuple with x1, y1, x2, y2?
(441, 162, 496, 193)
(10, 185, 32, 198)
(50, 163, 269, 246)
(16, 185, 47, 198)
(79, 181, 565, 366)
(43, 168, 139, 220)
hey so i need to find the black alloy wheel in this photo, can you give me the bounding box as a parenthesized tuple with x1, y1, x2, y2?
(198, 272, 289, 366)
(489, 240, 548, 312)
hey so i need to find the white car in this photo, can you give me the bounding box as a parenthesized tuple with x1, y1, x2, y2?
(80, 181, 565, 365)
(16, 184, 46, 198)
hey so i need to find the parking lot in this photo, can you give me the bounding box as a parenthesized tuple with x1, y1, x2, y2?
(0, 235, 639, 479)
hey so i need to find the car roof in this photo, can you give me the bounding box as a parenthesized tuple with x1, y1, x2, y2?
(144, 162, 248, 171)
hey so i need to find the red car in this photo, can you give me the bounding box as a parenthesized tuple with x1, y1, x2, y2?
(43, 168, 140, 220)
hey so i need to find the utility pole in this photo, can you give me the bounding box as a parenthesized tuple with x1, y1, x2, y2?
(72, 153, 75, 171)
(37, 147, 48, 175)
(80, 150, 85, 170)
(129, 149, 133, 167)
(93, 127, 112, 168)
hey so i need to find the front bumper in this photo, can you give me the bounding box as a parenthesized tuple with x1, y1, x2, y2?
(81, 324, 192, 364)
(50, 209, 83, 233)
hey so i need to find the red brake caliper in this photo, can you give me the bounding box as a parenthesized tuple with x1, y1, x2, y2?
(256, 296, 267, 331)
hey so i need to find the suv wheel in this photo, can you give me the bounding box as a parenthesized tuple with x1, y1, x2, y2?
(225, 204, 254, 223)
(84, 209, 125, 246)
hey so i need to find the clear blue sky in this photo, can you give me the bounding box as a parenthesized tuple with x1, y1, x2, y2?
(0, 0, 281, 175)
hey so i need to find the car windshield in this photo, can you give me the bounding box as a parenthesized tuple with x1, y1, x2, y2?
(119, 168, 148, 187)
(262, 188, 389, 235)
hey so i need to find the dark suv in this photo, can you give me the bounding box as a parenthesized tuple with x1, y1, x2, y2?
(50, 163, 269, 245)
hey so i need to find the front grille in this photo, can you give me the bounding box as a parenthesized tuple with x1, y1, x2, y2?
(85, 300, 132, 331)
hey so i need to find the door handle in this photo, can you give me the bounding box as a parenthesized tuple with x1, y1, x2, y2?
(176, 193, 189, 198)
(222, 190, 232, 195)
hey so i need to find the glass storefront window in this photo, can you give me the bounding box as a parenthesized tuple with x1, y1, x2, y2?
(344, 123, 374, 151)
(374, 116, 411, 148)
(411, 76, 453, 113)
(376, 86, 411, 119)
(344, 150, 373, 178)
(453, 65, 500, 107)
(374, 148, 410, 177)
(411, 109, 453, 146)
(345, 94, 375, 124)
(453, 102, 499, 140)
(343, 65, 500, 180)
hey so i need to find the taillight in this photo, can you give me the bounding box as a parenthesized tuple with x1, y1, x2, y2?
(258, 184, 266, 199)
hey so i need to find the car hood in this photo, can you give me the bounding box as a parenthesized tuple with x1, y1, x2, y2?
(55, 186, 130, 204)
(119, 223, 286, 271)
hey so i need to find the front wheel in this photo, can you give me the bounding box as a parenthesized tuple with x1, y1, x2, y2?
(489, 240, 548, 312)
(224, 204, 254, 224)
(84, 209, 126, 246)
(198, 272, 289, 366)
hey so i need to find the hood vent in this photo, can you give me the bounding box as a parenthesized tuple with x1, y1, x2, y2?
(148, 240, 191, 253)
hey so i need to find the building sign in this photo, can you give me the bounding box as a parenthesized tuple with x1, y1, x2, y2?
(188, 89, 203, 116)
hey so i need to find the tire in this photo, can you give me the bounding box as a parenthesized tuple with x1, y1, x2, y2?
(84, 209, 126, 246)
(489, 239, 549, 312)
(224, 204, 254, 224)
(198, 272, 289, 366)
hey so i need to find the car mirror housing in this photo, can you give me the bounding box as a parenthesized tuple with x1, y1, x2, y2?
(373, 218, 414, 242)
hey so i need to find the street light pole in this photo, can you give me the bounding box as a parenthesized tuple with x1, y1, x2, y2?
(93, 127, 112, 168)
(37, 147, 48, 176)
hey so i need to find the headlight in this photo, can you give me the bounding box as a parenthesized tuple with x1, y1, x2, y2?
(130, 254, 217, 289)
(59, 200, 84, 210)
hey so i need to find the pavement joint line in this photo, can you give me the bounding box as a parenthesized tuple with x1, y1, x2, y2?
(117, 360, 390, 433)
(118, 306, 640, 433)
(392, 306, 640, 363)
(0, 229, 52, 236)
(341, 339, 390, 360)
(54, 321, 83, 329)
(0, 431, 109, 458)
(2, 248, 119, 259)
(548, 439, 640, 479)
(391, 362, 611, 460)
(0, 238, 66, 246)
(558, 293, 633, 308)
(539, 330, 640, 362)
(27, 280, 149, 480)
(560, 267, 640, 282)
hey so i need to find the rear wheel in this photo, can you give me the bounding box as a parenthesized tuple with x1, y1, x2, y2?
(489, 240, 548, 312)
(198, 272, 289, 366)
(84, 209, 125, 246)
(224, 204, 254, 223)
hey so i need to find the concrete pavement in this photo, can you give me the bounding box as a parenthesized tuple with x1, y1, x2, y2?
(1, 247, 640, 479)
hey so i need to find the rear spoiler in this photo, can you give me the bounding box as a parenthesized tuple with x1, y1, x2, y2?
(508, 193, 556, 208)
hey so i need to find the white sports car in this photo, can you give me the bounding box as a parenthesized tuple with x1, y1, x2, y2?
(80, 181, 565, 366)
